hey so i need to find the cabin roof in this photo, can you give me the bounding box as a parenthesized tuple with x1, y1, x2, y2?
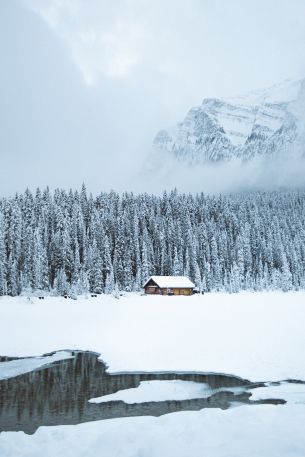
(143, 276, 195, 289)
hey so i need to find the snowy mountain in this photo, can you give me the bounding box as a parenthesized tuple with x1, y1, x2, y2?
(153, 79, 305, 163)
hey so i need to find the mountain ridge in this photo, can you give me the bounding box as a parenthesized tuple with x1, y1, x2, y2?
(153, 79, 305, 164)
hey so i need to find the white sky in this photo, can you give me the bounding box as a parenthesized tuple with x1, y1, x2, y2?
(1, 0, 305, 194)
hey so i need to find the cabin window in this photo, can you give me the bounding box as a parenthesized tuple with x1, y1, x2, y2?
(147, 287, 156, 294)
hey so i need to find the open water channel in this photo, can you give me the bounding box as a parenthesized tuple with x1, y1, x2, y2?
(0, 350, 286, 434)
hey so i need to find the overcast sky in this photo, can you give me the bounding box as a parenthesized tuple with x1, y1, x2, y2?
(1, 0, 305, 195)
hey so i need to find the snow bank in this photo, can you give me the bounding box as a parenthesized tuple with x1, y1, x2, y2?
(1, 403, 305, 457)
(0, 351, 73, 381)
(1, 291, 305, 382)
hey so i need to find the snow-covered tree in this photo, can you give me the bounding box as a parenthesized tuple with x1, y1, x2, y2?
(0, 187, 304, 296)
(0, 212, 6, 295)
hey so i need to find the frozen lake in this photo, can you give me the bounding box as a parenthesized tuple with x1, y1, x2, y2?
(1, 293, 305, 456)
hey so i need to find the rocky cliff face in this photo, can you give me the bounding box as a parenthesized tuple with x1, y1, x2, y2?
(153, 79, 305, 164)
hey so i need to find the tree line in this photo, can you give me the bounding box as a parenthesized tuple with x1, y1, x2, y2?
(0, 186, 304, 296)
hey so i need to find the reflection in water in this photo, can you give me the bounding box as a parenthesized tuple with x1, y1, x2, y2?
(0, 351, 284, 434)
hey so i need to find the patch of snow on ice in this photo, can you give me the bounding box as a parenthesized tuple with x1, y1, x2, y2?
(250, 382, 305, 404)
(89, 380, 216, 404)
(0, 351, 74, 380)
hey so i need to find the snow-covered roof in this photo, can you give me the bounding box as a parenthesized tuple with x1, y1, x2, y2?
(143, 276, 195, 289)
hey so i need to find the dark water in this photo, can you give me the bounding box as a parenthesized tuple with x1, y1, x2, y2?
(0, 351, 285, 435)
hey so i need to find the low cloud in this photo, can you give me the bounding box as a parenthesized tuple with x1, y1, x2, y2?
(135, 149, 305, 195)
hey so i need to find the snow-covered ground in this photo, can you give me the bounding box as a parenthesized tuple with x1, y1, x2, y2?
(1, 291, 305, 457)
(0, 292, 305, 381)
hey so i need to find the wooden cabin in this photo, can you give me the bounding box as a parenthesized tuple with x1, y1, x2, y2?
(143, 276, 195, 296)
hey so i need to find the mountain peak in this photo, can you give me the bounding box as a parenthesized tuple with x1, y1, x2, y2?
(153, 78, 305, 163)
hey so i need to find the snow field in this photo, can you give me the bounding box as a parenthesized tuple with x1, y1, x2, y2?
(1, 291, 305, 382)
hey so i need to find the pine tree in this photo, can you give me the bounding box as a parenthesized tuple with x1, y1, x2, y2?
(281, 253, 293, 292)
(173, 247, 182, 275)
(54, 268, 69, 296)
(7, 253, 18, 296)
(0, 213, 6, 295)
(105, 267, 115, 294)
(32, 227, 48, 292)
(194, 261, 202, 292)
